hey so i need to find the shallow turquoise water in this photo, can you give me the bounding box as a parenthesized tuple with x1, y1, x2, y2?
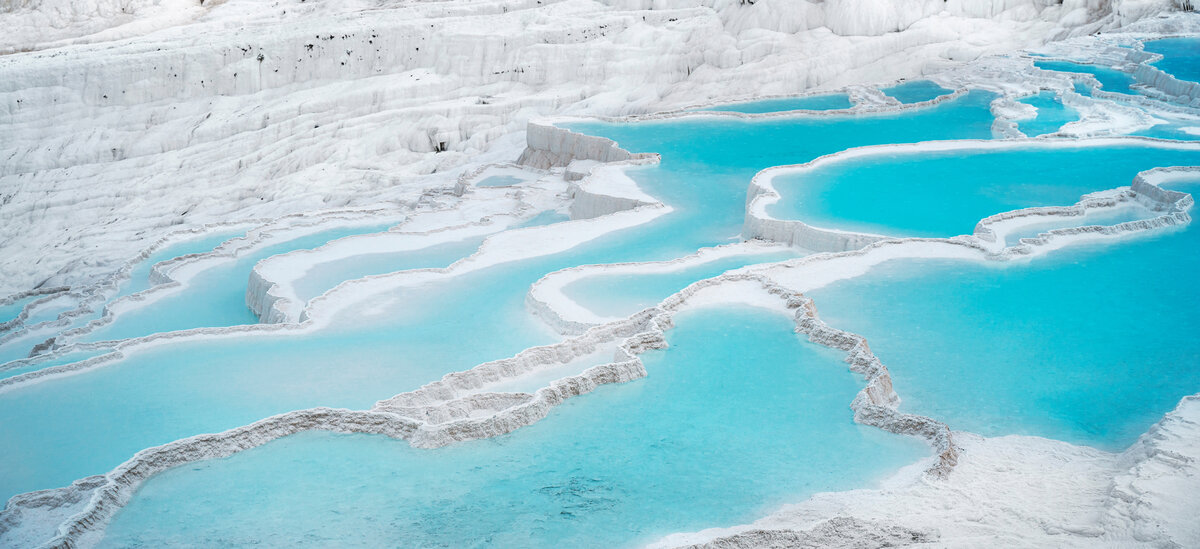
(82, 222, 398, 342)
(0, 348, 111, 382)
(1001, 205, 1157, 246)
(516, 209, 571, 228)
(477, 175, 524, 187)
(702, 93, 853, 113)
(0, 295, 40, 325)
(98, 307, 928, 548)
(119, 229, 248, 298)
(569, 90, 998, 248)
(20, 297, 74, 327)
(563, 250, 800, 318)
(768, 144, 1200, 238)
(1017, 91, 1080, 137)
(1034, 60, 1136, 94)
(808, 222, 1200, 451)
(1143, 36, 1200, 83)
(0, 332, 49, 365)
(292, 236, 486, 304)
(880, 80, 952, 104)
(1134, 118, 1200, 141)
(0, 91, 1001, 502)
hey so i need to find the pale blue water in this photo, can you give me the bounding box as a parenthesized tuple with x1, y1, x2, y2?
(562, 250, 800, 318)
(477, 175, 524, 187)
(1143, 36, 1200, 83)
(0, 332, 46, 365)
(1017, 91, 1080, 137)
(567, 90, 998, 249)
(516, 210, 571, 228)
(1034, 60, 1136, 95)
(0, 91, 1000, 502)
(881, 80, 953, 104)
(1002, 205, 1157, 246)
(808, 220, 1200, 451)
(703, 93, 853, 113)
(768, 144, 1200, 238)
(21, 297, 74, 327)
(0, 295, 39, 325)
(0, 348, 112, 382)
(292, 236, 486, 305)
(81, 222, 398, 343)
(1134, 118, 1200, 141)
(119, 229, 248, 298)
(98, 307, 928, 548)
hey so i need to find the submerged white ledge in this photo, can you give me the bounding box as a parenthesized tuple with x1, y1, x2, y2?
(526, 240, 802, 334)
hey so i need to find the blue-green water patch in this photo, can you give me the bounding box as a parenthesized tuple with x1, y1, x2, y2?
(292, 236, 486, 305)
(477, 175, 524, 187)
(0, 295, 40, 325)
(82, 222, 398, 342)
(808, 222, 1200, 451)
(1134, 120, 1200, 141)
(98, 306, 927, 548)
(517, 210, 571, 228)
(119, 229, 249, 299)
(0, 90, 1000, 501)
(1143, 36, 1200, 83)
(562, 250, 801, 318)
(768, 143, 1200, 238)
(1017, 91, 1080, 137)
(0, 348, 111, 382)
(1034, 60, 1136, 95)
(880, 80, 953, 104)
(1001, 204, 1158, 246)
(702, 93, 853, 114)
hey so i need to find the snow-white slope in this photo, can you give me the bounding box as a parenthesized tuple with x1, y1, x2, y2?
(0, 0, 1175, 295)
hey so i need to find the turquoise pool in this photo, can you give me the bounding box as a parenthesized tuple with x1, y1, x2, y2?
(767, 143, 1200, 238)
(1034, 60, 1137, 95)
(97, 307, 928, 548)
(1143, 36, 1200, 83)
(0, 91, 1001, 503)
(1017, 91, 1080, 137)
(880, 80, 953, 104)
(808, 207, 1200, 451)
(81, 221, 399, 342)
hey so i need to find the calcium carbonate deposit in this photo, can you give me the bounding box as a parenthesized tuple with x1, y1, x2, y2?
(2, 0, 1200, 547)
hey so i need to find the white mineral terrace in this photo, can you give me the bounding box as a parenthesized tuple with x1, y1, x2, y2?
(2, 2, 1200, 548)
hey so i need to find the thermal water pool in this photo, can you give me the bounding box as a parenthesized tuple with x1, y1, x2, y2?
(561, 249, 802, 319)
(5, 72, 1200, 545)
(766, 142, 1200, 238)
(701, 92, 853, 113)
(1034, 59, 1138, 94)
(0, 90, 1001, 503)
(0, 294, 42, 325)
(1143, 36, 1200, 83)
(288, 236, 488, 306)
(1016, 91, 1080, 137)
(880, 80, 953, 104)
(806, 185, 1200, 451)
(97, 306, 928, 548)
(80, 221, 400, 342)
(118, 228, 253, 298)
